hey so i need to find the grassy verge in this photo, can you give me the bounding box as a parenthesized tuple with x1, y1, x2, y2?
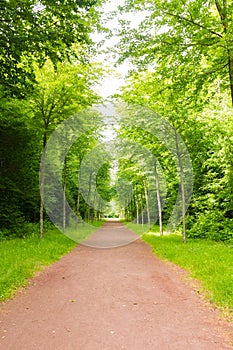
(143, 234, 233, 318)
(0, 221, 104, 302)
(121, 221, 150, 235)
(65, 220, 105, 242)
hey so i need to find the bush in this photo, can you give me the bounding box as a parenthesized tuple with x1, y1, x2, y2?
(187, 211, 233, 242)
(0, 220, 39, 240)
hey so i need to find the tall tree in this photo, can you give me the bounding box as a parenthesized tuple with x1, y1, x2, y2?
(30, 60, 101, 237)
(118, 0, 233, 106)
(0, 0, 100, 97)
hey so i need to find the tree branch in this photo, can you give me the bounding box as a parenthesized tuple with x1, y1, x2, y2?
(161, 9, 223, 39)
(215, 0, 228, 32)
(161, 38, 222, 48)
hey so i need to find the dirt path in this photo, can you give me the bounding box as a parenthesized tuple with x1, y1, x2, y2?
(0, 221, 232, 349)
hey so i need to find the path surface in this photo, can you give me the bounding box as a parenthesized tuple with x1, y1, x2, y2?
(0, 221, 232, 349)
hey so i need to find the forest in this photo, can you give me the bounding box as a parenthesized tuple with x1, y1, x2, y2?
(0, 0, 233, 246)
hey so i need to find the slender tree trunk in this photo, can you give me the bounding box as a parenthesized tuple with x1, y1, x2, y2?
(97, 197, 101, 220)
(215, 0, 233, 106)
(143, 179, 151, 228)
(175, 131, 186, 243)
(39, 153, 45, 239)
(136, 195, 139, 224)
(86, 172, 93, 222)
(39, 130, 47, 239)
(76, 156, 82, 228)
(92, 188, 97, 222)
(154, 161, 163, 236)
(63, 157, 67, 232)
(227, 49, 233, 107)
(75, 187, 80, 228)
(130, 197, 134, 221)
(141, 194, 144, 227)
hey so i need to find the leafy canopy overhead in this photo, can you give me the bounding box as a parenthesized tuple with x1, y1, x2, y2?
(0, 0, 99, 96)
(118, 0, 233, 105)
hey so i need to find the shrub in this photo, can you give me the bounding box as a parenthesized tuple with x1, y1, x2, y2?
(187, 211, 233, 242)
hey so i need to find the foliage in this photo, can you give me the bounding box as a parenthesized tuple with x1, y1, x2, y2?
(115, 59, 233, 242)
(114, 1, 233, 242)
(0, 58, 103, 238)
(187, 211, 233, 242)
(0, 100, 41, 230)
(31, 60, 102, 137)
(118, 0, 233, 105)
(0, 0, 100, 97)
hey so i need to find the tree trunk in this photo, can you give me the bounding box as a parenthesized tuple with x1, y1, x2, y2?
(227, 49, 233, 107)
(215, 0, 233, 106)
(63, 157, 67, 232)
(75, 186, 80, 228)
(86, 172, 93, 222)
(141, 193, 144, 227)
(154, 161, 163, 236)
(143, 180, 151, 228)
(39, 154, 45, 239)
(39, 130, 47, 239)
(136, 195, 139, 224)
(175, 131, 186, 243)
(97, 197, 101, 220)
(92, 188, 97, 222)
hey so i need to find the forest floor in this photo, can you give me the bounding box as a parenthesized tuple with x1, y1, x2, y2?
(0, 221, 232, 349)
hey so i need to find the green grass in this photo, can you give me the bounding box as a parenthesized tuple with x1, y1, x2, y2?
(0, 220, 105, 302)
(0, 228, 77, 302)
(149, 224, 169, 234)
(122, 221, 150, 235)
(65, 219, 105, 242)
(143, 234, 233, 317)
(122, 221, 170, 236)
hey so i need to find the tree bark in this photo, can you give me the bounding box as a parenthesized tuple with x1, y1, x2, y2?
(63, 157, 67, 232)
(39, 130, 47, 239)
(175, 131, 186, 243)
(86, 172, 93, 222)
(136, 195, 139, 224)
(75, 186, 80, 228)
(143, 179, 151, 229)
(154, 161, 163, 236)
(215, 0, 233, 106)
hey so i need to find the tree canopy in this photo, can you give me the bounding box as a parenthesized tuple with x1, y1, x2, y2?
(118, 0, 233, 106)
(0, 0, 99, 97)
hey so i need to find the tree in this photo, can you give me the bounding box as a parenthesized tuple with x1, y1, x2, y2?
(115, 135, 166, 231)
(0, 96, 41, 234)
(30, 60, 101, 238)
(0, 0, 100, 97)
(118, 0, 233, 106)
(115, 80, 195, 242)
(116, 69, 233, 242)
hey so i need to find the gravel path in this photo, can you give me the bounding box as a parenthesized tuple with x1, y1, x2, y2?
(0, 221, 232, 349)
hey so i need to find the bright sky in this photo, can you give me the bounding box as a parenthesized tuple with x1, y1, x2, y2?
(91, 0, 147, 99)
